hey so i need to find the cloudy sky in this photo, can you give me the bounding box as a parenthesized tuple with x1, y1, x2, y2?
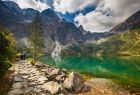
(4, 0, 140, 32)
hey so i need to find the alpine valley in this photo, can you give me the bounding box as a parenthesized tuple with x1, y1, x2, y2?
(0, 0, 140, 56)
(0, 0, 140, 95)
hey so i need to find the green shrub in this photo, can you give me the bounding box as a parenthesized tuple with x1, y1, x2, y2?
(28, 58, 36, 65)
(0, 24, 16, 77)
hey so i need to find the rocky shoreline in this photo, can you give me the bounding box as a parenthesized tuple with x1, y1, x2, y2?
(7, 60, 130, 95)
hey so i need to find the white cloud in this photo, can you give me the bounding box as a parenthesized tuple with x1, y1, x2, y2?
(36, 0, 54, 9)
(4, 0, 140, 32)
(10, 0, 49, 11)
(53, 0, 98, 14)
(74, 0, 140, 32)
(74, 10, 123, 32)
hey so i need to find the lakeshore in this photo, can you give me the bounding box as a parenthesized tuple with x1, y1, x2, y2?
(6, 60, 130, 95)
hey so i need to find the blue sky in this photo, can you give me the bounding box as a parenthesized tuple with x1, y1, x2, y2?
(58, 5, 96, 23)
(3, 0, 140, 32)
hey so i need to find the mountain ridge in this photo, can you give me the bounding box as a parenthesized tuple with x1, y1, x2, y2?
(110, 10, 140, 33)
(0, 0, 85, 45)
(61, 10, 140, 56)
(0, 0, 140, 55)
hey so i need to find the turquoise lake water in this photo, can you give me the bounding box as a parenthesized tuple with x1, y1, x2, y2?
(40, 56, 140, 88)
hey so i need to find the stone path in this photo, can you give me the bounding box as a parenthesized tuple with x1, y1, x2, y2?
(7, 61, 62, 95)
(7, 60, 85, 95)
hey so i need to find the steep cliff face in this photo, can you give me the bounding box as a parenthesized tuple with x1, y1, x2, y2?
(0, 1, 84, 45)
(0, 1, 21, 23)
(23, 8, 39, 21)
(41, 9, 84, 45)
(3, 1, 23, 16)
(0, 1, 27, 39)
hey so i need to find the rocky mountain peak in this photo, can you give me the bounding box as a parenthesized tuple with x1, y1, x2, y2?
(110, 10, 140, 32)
(0, 0, 85, 45)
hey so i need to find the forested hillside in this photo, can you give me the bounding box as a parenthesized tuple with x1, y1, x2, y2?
(98, 29, 140, 56)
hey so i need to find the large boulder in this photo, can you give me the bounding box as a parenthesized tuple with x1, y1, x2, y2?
(63, 72, 84, 93)
(41, 81, 61, 94)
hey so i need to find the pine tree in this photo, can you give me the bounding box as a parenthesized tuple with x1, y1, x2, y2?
(28, 12, 45, 60)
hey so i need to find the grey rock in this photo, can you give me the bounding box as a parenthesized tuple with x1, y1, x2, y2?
(37, 76, 48, 82)
(13, 76, 23, 82)
(47, 69, 60, 81)
(7, 89, 24, 95)
(55, 74, 65, 83)
(40, 69, 47, 72)
(33, 88, 42, 93)
(24, 87, 34, 93)
(49, 69, 60, 75)
(35, 62, 46, 68)
(26, 91, 37, 95)
(22, 75, 28, 79)
(28, 76, 37, 82)
(28, 82, 37, 86)
(12, 82, 23, 89)
(39, 91, 51, 95)
(19, 70, 28, 75)
(42, 81, 61, 94)
(63, 72, 84, 93)
(22, 80, 29, 88)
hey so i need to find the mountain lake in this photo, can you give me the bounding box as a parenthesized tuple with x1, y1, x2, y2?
(40, 56, 140, 89)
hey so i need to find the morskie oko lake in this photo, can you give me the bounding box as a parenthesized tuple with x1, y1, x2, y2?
(40, 56, 140, 89)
